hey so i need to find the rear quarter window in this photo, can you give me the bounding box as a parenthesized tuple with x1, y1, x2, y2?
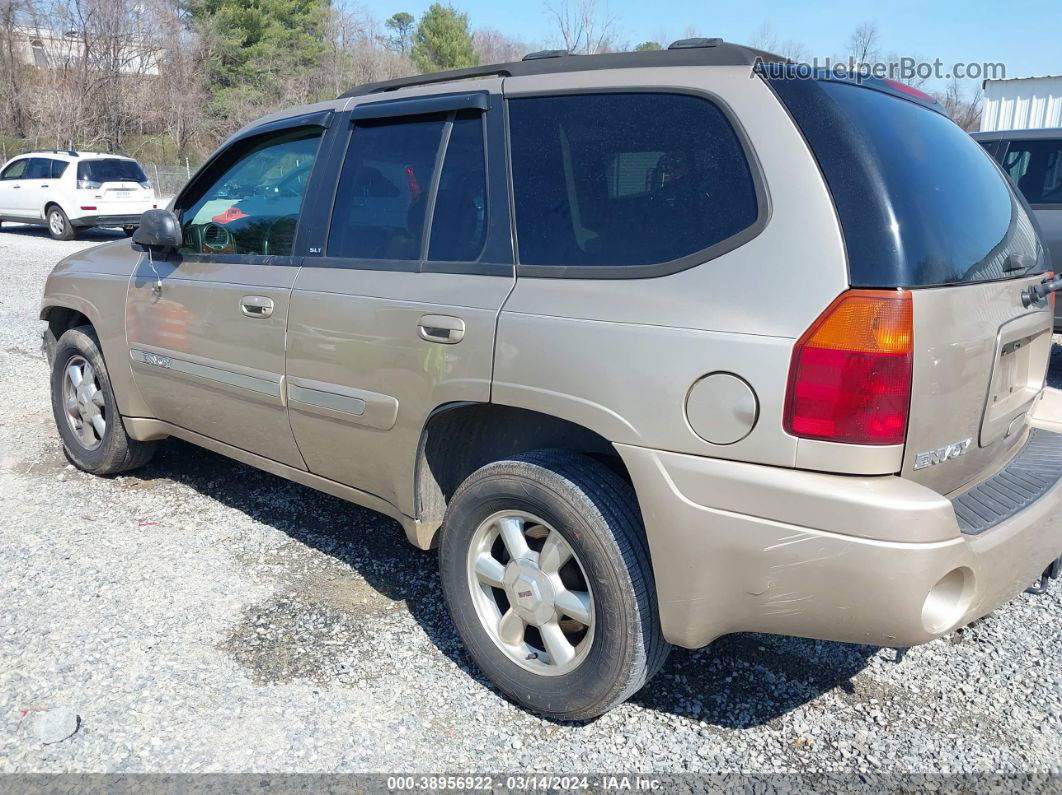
(507, 92, 761, 275)
(765, 74, 1044, 287)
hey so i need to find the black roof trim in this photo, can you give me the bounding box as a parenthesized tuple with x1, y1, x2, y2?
(339, 41, 785, 98)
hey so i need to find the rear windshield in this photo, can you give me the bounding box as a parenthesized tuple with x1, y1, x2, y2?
(77, 159, 147, 184)
(765, 74, 1045, 287)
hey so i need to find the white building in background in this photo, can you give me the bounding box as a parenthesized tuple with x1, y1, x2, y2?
(981, 75, 1062, 131)
(7, 26, 160, 76)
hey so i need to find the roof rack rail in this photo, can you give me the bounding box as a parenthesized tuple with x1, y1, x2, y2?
(340, 64, 514, 98)
(338, 42, 787, 99)
(19, 148, 79, 157)
(668, 37, 723, 50)
(522, 49, 570, 61)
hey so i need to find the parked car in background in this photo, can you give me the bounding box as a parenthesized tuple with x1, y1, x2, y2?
(974, 129, 1062, 330)
(40, 43, 1062, 720)
(0, 151, 157, 240)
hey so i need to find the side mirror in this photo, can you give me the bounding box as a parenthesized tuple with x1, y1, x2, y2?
(132, 208, 182, 251)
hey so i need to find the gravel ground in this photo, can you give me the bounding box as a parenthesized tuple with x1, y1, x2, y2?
(1, 224, 1061, 774)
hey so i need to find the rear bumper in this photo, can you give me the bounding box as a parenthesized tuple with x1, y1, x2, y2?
(617, 429, 1062, 649)
(70, 213, 145, 228)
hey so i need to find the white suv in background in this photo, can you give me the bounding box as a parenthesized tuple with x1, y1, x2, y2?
(0, 151, 157, 240)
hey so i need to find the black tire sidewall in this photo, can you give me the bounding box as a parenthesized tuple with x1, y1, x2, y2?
(47, 207, 72, 240)
(440, 462, 645, 720)
(50, 328, 120, 471)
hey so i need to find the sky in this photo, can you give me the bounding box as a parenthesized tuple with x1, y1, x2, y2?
(358, 0, 1061, 90)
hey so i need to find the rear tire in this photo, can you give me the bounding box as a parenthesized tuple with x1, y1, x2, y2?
(439, 450, 669, 720)
(47, 206, 74, 240)
(50, 326, 156, 475)
(122, 226, 136, 237)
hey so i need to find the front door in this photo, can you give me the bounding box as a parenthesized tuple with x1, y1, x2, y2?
(125, 121, 329, 468)
(0, 158, 28, 216)
(285, 85, 515, 512)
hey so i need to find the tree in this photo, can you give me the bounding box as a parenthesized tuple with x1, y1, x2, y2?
(749, 21, 808, 62)
(189, 0, 330, 131)
(845, 21, 879, 67)
(474, 27, 534, 64)
(385, 11, 414, 54)
(410, 3, 477, 73)
(634, 40, 660, 51)
(544, 0, 617, 55)
(935, 77, 982, 131)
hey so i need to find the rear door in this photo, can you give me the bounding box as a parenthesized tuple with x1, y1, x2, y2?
(19, 157, 55, 219)
(765, 74, 1052, 495)
(285, 83, 514, 513)
(125, 116, 330, 468)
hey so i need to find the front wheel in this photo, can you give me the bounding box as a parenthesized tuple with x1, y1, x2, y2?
(47, 206, 74, 240)
(439, 450, 669, 720)
(50, 326, 156, 474)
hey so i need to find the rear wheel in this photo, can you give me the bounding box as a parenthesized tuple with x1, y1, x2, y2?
(47, 206, 74, 240)
(50, 326, 156, 474)
(439, 450, 669, 720)
(122, 226, 136, 237)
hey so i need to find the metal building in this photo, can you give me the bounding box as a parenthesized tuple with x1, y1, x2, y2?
(981, 75, 1062, 131)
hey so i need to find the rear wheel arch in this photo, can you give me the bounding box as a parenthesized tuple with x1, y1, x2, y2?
(412, 402, 639, 549)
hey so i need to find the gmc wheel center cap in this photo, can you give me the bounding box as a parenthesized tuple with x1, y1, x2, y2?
(504, 559, 556, 626)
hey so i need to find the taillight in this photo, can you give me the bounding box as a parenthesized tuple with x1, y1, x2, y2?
(784, 289, 913, 446)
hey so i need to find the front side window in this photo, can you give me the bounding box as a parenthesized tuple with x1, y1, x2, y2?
(328, 114, 446, 260)
(1002, 140, 1062, 205)
(2, 159, 27, 180)
(177, 128, 322, 257)
(508, 93, 759, 269)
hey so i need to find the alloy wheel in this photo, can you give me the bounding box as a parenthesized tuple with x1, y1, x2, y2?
(466, 511, 594, 676)
(62, 355, 106, 450)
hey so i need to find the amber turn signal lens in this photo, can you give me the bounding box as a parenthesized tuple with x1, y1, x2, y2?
(784, 290, 913, 446)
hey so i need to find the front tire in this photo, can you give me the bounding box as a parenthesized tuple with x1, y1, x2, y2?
(47, 206, 75, 240)
(50, 326, 156, 475)
(439, 450, 669, 720)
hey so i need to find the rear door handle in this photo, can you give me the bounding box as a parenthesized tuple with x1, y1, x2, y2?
(417, 314, 465, 344)
(240, 295, 274, 319)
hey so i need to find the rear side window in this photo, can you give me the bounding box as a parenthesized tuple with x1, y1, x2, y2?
(77, 159, 148, 185)
(508, 93, 760, 271)
(428, 110, 488, 262)
(25, 158, 51, 179)
(765, 73, 1044, 287)
(328, 114, 446, 261)
(49, 159, 68, 178)
(1001, 140, 1062, 205)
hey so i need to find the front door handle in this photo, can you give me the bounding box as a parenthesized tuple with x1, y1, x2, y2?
(417, 314, 465, 344)
(240, 295, 274, 319)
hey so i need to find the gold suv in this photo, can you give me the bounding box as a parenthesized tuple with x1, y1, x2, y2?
(41, 41, 1062, 719)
